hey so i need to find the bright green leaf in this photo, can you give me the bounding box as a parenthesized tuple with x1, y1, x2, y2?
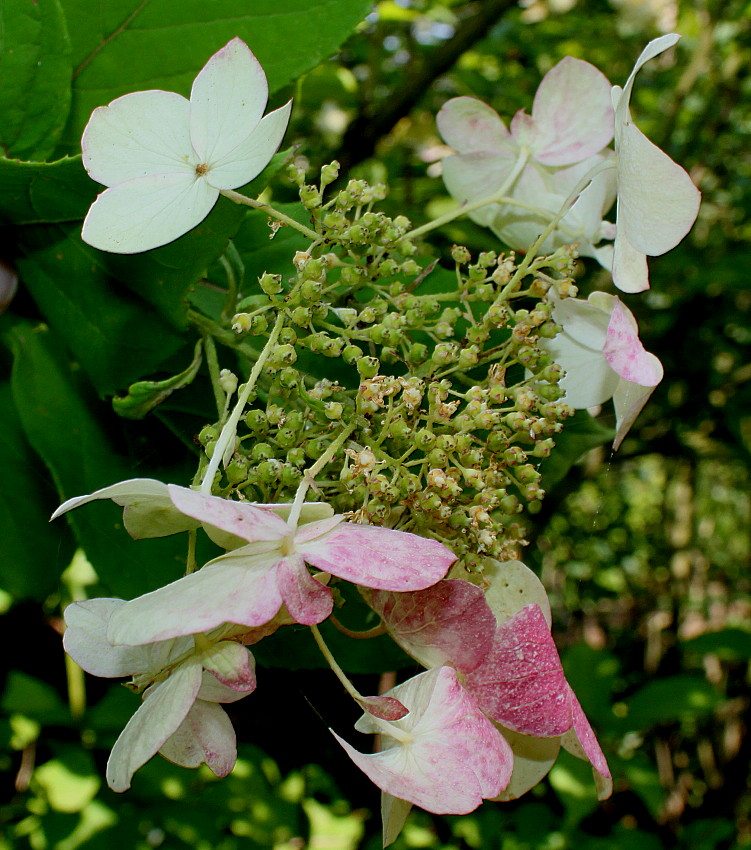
(60, 0, 374, 149)
(0, 380, 75, 601)
(34, 748, 100, 813)
(0, 0, 72, 159)
(0, 156, 95, 224)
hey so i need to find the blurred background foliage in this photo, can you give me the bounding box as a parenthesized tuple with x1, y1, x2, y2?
(1, 0, 750, 847)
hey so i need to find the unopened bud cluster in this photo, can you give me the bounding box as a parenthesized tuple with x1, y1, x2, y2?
(200, 169, 578, 565)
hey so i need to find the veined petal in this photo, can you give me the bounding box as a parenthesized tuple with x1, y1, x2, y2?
(167, 485, 289, 542)
(492, 726, 560, 801)
(81, 173, 218, 254)
(200, 641, 256, 692)
(612, 378, 659, 450)
(618, 33, 681, 121)
(189, 37, 268, 165)
(107, 556, 283, 645)
(197, 669, 255, 704)
(481, 558, 552, 628)
(464, 605, 572, 737)
(335, 667, 511, 813)
(616, 121, 700, 256)
(207, 100, 292, 190)
(51, 478, 198, 539)
(364, 580, 495, 672)
(561, 693, 612, 788)
(82, 91, 194, 187)
(542, 330, 619, 409)
(441, 151, 518, 226)
(298, 523, 455, 591)
(530, 57, 614, 166)
(436, 97, 510, 153)
(63, 599, 147, 677)
(106, 660, 202, 792)
(277, 555, 333, 625)
(159, 699, 237, 777)
(612, 211, 650, 292)
(603, 300, 663, 386)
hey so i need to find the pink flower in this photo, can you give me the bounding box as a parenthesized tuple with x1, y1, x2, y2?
(105, 486, 456, 646)
(63, 598, 255, 791)
(333, 666, 513, 815)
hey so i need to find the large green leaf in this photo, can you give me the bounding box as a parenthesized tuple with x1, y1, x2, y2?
(8, 323, 191, 598)
(0, 380, 75, 601)
(0, 156, 95, 224)
(16, 225, 187, 395)
(60, 0, 374, 149)
(0, 0, 72, 159)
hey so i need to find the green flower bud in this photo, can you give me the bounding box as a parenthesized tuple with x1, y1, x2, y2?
(300, 184, 321, 208)
(281, 464, 303, 487)
(538, 321, 561, 339)
(457, 346, 480, 369)
(414, 429, 436, 451)
(301, 279, 324, 302)
(244, 410, 267, 431)
(269, 344, 297, 369)
(434, 321, 454, 339)
(408, 343, 429, 364)
(531, 438, 555, 458)
(325, 401, 344, 420)
(287, 447, 306, 467)
(505, 412, 530, 432)
(250, 314, 269, 335)
(251, 442, 275, 462)
(516, 464, 541, 485)
(323, 211, 348, 231)
(198, 424, 220, 446)
(399, 473, 421, 497)
(357, 356, 380, 378)
(486, 431, 507, 453)
(259, 272, 283, 295)
(435, 434, 456, 452)
(291, 306, 313, 326)
(279, 368, 299, 390)
(432, 342, 459, 366)
(428, 448, 448, 466)
(343, 344, 364, 365)
(516, 346, 540, 368)
(305, 438, 331, 459)
(537, 384, 565, 401)
(257, 459, 282, 482)
(451, 244, 471, 264)
(232, 313, 252, 333)
(226, 458, 249, 485)
(503, 446, 527, 466)
(320, 160, 340, 187)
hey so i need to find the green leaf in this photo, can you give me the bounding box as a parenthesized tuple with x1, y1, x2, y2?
(0, 0, 72, 159)
(620, 675, 721, 729)
(8, 323, 192, 598)
(1, 671, 70, 726)
(0, 380, 75, 601)
(682, 628, 751, 662)
(540, 410, 614, 489)
(113, 340, 203, 419)
(34, 747, 100, 813)
(0, 156, 95, 224)
(60, 0, 374, 149)
(16, 226, 187, 395)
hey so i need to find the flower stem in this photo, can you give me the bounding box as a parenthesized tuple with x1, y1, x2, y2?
(221, 189, 319, 240)
(498, 158, 616, 300)
(404, 148, 531, 240)
(202, 335, 225, 420)
(310, 623, 366, 704)
(287, 421, 358, 529)
(200, 312, 285, 494)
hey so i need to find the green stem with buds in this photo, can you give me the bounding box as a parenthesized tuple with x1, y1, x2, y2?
(221, 189, 320, 240)
(200, 312, 286, 494)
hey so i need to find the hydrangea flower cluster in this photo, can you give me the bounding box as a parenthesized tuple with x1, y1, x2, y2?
(58, 32, 700, 847)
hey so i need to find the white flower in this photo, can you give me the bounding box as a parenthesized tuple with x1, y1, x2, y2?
(611, 34, 701, 292)
(437, 58, 615, 256)
(81, 38, 292, 254)
(541, 292, 664, 448)
(63, 598, 256, 791)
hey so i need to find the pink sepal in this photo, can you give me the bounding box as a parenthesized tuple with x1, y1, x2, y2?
(603, 300, 663, 386)
(277, 554, 333, 625)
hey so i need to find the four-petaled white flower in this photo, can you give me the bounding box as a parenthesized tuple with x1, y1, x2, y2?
(63, 598, 256, 791)
(81, 37, 292, 254)
(541, 291, 664, 448)
(437, 57, 615, 260)
(611, 33, 701, 292)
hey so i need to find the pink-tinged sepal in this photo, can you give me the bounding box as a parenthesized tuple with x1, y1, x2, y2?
(363, 579, 495, 672)
(277, 555, 333, 625)
(299, 523, 455, 590)
(159, 699, 237, 777)
(333, 666, 512, 814)
(356, 695, 409, 721)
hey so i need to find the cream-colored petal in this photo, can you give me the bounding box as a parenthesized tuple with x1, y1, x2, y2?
(189, 37, 268, 164)
(81, 173, 218, 254)
(82, 91, 194, 187)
